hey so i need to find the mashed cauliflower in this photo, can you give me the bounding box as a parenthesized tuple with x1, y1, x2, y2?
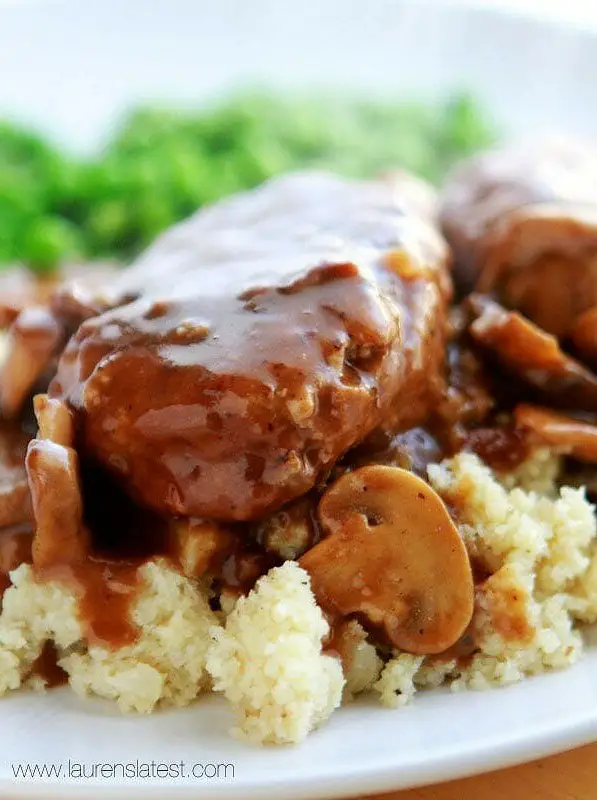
(64, 561, 217, 712)
(0, 558, 217, 712)
(0, 563, 82, 694)
(0, 448, 596, 744)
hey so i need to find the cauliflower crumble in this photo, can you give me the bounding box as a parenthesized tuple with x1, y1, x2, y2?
(374, 654, 423, 708)
(64, 560, 217, 712)
(0, 563, 82, 694)
(0, 559, 217, 713)
(0, 449, 595, 744)
(206, 561, 344, 744)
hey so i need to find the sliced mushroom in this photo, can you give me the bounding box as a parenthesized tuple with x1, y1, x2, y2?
(464, 425, 532, 472)
(570, 306, 597, 366)
(0, 307, 64, 418)
(469, 295, 597, 411)
(26, 396, 89, 569)
(33, 394, 74, 447)
(514, 403, 597, 463)
(0, 422, 32, 529)
(299, 465, 474, 655)
(0, 264, 117, 419)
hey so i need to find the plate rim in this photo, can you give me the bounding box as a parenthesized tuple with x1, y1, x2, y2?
(1, 684, 596, 800)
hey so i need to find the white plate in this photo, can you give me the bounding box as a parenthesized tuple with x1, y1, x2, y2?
(2, 654, 597, 800)
(1, 0, 597, 797)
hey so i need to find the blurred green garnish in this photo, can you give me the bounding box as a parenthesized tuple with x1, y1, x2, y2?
(0, 91, 495, 270)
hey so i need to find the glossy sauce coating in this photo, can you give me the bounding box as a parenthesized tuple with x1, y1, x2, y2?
(52, 172, 451, 521)
(29, 640, 68, 688)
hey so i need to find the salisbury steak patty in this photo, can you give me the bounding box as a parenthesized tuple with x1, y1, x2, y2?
(51, 172, 451, 520)
(440, 137, 597, 338)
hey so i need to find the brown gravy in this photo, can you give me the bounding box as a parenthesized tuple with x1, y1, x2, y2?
(30, 640, 68, 688)
(38, 559, 143, 649)
(322, 617, 362, 670)
(0, 523, 34, 598)
(484, 580, 535, 645)
(465, 426, 531, 472)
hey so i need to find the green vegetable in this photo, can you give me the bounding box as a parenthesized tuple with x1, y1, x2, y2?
(0, 91, 496, 270)
(18, 216, 85, 273)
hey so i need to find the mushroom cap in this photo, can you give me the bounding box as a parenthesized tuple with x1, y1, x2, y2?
(469, 295, 597, 411)
(299, 465, 474, 655)
(515, 404, 597, 463)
